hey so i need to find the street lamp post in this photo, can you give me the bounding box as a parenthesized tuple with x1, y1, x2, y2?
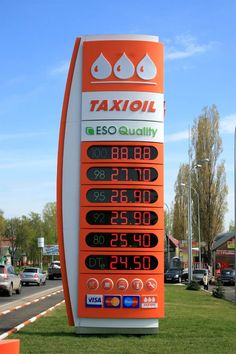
(234, 127, 236, 304)
(164, 203, 170, 268)
(181, 184, 201, 269)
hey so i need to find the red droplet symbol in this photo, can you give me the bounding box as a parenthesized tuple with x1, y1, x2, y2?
(117, 65, 121, 72)
(94, 65, 98, 72)
(140, 66, 144, 72)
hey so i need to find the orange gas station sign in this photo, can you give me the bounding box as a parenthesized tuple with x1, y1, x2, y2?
(57, 35, 164, 334)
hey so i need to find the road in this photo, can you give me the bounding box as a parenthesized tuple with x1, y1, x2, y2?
(0, 279, 63, 338)
(208, 284, 236, 302)
(0, 279, 62, 311)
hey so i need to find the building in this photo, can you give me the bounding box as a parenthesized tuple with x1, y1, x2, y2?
(211, 231, 235, 275)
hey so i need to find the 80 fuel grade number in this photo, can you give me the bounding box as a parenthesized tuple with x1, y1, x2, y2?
(86, 232, 158, 248)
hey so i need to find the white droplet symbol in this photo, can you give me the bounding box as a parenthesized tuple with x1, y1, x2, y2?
(113, 53, 135, 79)
(136, 54, 157, 80)
(91, 53, 112, 79)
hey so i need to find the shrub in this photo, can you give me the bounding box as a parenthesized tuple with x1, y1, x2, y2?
(186, 280, 201, 291)
(212, 280, 225, 299)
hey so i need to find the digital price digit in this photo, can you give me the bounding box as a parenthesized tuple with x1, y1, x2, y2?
(87, 145, 158, 160)
(86, 210, 158, 225)
(86, 189, 158, 203)
(85, 255, 158, 270)
(85, 232, 158, 248)
(87, 167, 158, 182)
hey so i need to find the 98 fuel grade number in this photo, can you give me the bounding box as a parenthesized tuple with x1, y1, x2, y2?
(87, 167, 158, 182)
(86, 188, 158, 204)
(85, 255, 158, 271)
(86, 210, 158, 226)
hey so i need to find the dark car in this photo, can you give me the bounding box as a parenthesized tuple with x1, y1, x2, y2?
(219, 268, 235, 285)
(164, 268, 183, 283)
(48, 261, 61, 280)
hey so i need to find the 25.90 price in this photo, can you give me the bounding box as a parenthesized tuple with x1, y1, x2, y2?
(86, 210, 158, 225)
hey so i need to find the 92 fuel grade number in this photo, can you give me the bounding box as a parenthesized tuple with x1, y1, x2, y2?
(86, 210, 158, 226)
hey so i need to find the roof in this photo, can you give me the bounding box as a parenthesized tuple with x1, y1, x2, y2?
(167, 235, 179, 248)
(211, 231, 235, 251)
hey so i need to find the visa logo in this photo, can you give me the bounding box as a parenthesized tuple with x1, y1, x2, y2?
(86, 295, 103, 307)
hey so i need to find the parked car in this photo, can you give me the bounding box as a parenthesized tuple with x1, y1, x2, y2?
(0, 264, 22, 296)
(20, 267, 47, 286)
(164, 268, 184, 283)
(181, 268, 189, 282)
(219, 268, 235, 285)
(193, 269, 212, 284)
(48, 261, 61, 280)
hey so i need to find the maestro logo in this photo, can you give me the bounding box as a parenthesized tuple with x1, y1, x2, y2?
(85, 125, 158, 138)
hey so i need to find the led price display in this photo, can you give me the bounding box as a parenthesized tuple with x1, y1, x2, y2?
(86, 188, 158, 204)
(87, 145, 158, 160)
(86, 210, 158, 225)
(85, 255, 158, 270)
(85, 232, 158, 248)
(87, 167, 158, 182)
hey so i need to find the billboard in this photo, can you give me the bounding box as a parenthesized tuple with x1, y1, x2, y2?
(57, 35, 164, 334)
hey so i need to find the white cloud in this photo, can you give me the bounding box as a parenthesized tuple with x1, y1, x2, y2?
(166, 34, 216, 60)
(49, 61, 69, 76)
(220, 114, 236, 134)
(165, 130, 188, 142)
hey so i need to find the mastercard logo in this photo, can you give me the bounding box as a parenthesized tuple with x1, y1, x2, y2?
(104, 295, 121, 308)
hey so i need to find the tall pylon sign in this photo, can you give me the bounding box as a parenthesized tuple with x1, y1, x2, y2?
(57, 35, 164, 334)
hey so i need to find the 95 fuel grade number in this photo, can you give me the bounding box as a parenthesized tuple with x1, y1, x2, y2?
(86, 188, 158, 204)
(86, 210, 158, 226)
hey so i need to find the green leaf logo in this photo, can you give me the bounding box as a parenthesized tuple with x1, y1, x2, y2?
(86, 127, 95, 135)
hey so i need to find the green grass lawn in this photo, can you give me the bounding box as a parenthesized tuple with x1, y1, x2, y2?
(11, 285, 236, 354)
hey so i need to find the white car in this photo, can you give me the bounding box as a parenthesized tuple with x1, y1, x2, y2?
(20, 267, 47, 286)
(0, 264, 22, 296)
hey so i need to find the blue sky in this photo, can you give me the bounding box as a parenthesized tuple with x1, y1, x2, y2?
(0, 0, 235, 230)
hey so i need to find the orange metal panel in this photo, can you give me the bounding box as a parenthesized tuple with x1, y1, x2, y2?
(82, 40, 164, 93)
(79, 251, 164, 274)
(80, 206, 164, 229)
(57, 38, 81, 326)
(80, 163, 164, 186)
(80, 141, 163, 164)
(80, 185, 163, 207)
(79, 229, 164, 252)
(78, 273, 164, 318)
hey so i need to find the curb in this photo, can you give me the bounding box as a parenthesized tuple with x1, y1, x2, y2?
(0, 299, 65, 340)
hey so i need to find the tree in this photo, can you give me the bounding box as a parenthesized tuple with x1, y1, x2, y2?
(172, 164, 188, 240)
(191, 105, 228, 263)
(4, 217, 25, 265)
(42, 202, 57, 244)
(228, 221, 235, 232)
(0, 209, 6, 245)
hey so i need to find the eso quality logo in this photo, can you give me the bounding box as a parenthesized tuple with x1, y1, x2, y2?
(85, 125, 158, 138)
